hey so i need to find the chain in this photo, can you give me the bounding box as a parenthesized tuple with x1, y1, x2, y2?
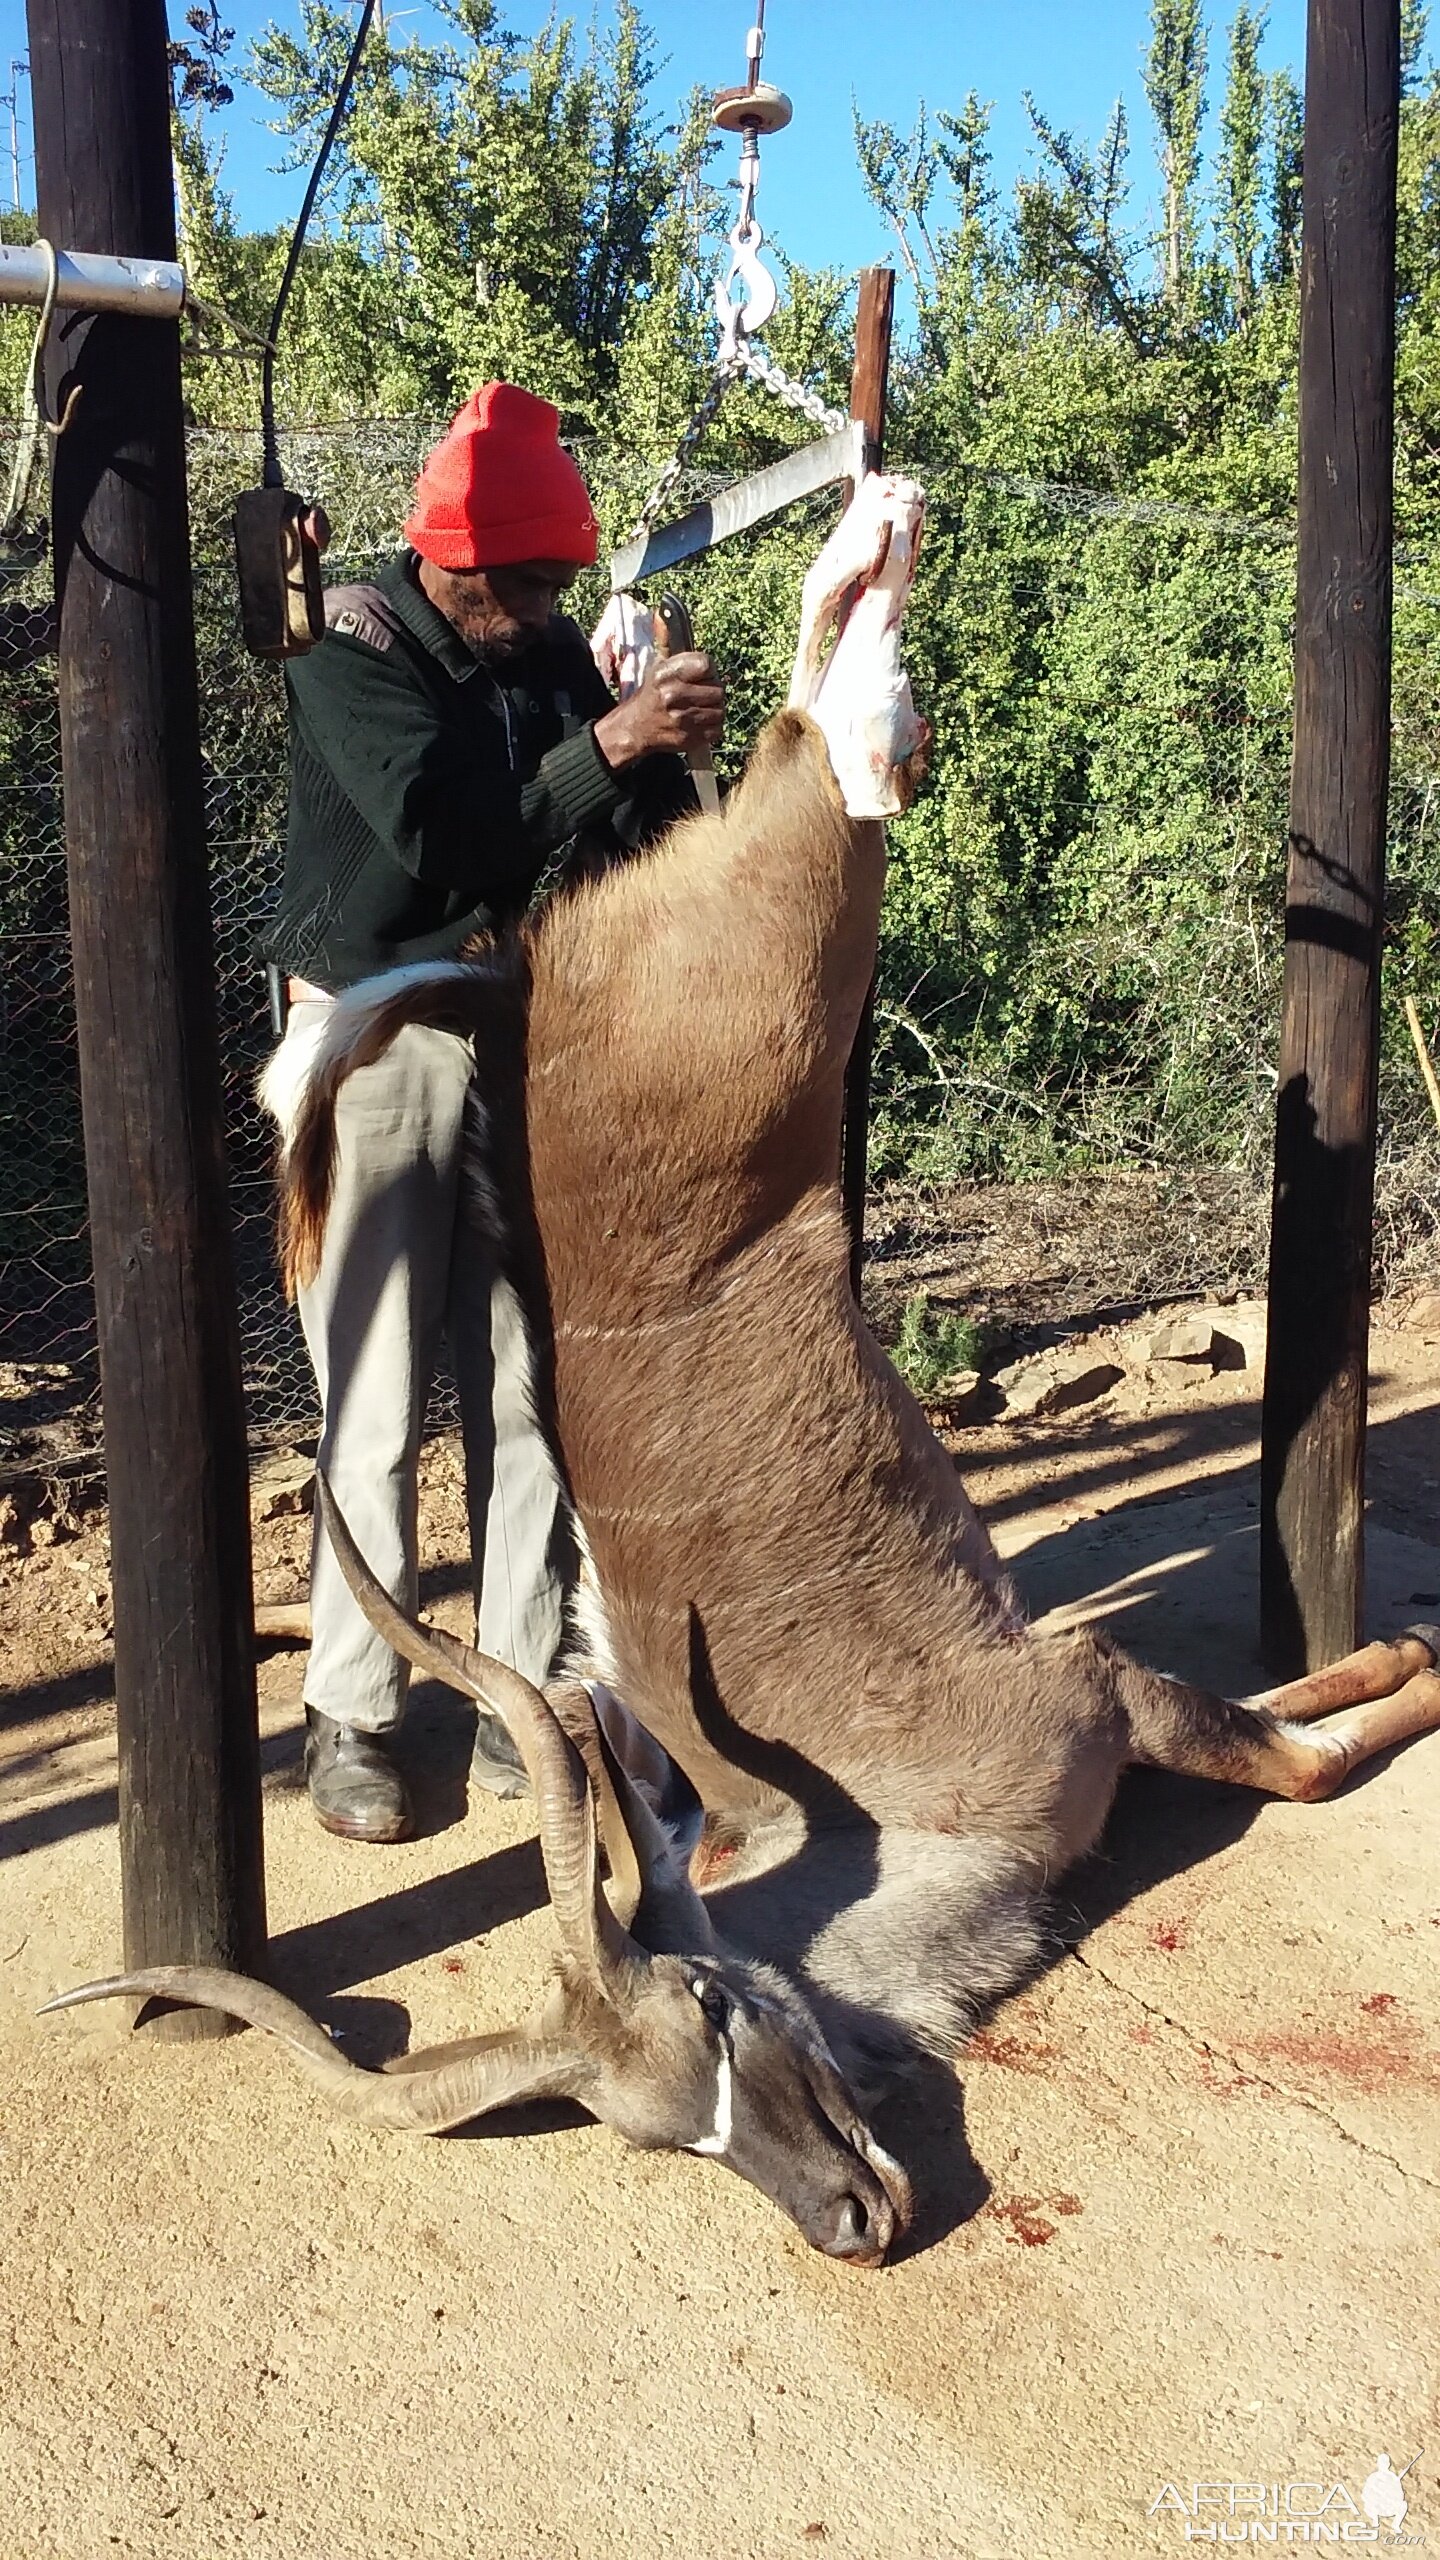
(736, 343, 847, 433)
(625, 346, 848, 544)
(628, 359, 745, 538)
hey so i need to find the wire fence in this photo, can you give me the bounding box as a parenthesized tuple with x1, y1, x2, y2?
(0, 422, 453, 1488)
(0, 416, 828, 1489)
(2, 417, 1435, 1492)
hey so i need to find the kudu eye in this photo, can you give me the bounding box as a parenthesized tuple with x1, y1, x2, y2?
(689, 1976, 731, 2034)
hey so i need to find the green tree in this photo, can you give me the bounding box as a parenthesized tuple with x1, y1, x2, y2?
(3, 0, 1436, 1248)
(853, 103, 944, 301)
(1144, 0, 1207, 312)
(1265, 67, 1304, 282)
(243, 0, 683, 425)
(1016, 96, 1147, 348)
(1218, 7, 1266, 319)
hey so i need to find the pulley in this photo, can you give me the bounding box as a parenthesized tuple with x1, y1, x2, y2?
(711, 82, 792, 137)
(622, 3, 848, 558)
(709, 9, 792, 363)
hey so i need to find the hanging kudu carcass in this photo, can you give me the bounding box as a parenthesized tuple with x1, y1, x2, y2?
(44, 474, 1440, 2265)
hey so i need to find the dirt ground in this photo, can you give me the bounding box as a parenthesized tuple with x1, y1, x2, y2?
(1, 1260, 1437, 2560)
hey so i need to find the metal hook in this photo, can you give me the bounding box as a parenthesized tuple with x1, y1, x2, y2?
(28, 239, 82, 437)
(714, 212, 779, 364)
(1, 238, 82, 550)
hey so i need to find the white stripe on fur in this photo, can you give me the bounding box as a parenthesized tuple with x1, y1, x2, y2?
(255, 960, 483, 1142)
(688, 2050, 733, 2157)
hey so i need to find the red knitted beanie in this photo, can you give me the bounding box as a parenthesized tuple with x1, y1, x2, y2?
(404, 382, 599, 570)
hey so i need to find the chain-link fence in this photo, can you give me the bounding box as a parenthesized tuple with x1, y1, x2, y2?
(0, 561, 76, 1478)
(3, 415, 1435, 1492)
(0, 421, 458, 1488)
(0, 415, 832, 1490)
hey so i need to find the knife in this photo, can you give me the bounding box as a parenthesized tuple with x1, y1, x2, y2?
(654, 590, 721, 815)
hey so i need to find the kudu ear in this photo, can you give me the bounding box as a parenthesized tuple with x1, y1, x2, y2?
(587, 1684, 716, 1958)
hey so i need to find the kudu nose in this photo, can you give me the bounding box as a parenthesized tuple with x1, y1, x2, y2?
(817, 2189, 892, 2266)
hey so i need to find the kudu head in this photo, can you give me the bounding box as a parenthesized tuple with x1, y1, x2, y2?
(41, 1483, 909, 2264)
(318, 1477, 911, 2265)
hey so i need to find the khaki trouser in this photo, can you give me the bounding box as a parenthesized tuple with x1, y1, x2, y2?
(276, 1004, 574, 1732)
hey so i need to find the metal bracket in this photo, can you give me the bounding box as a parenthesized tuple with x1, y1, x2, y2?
(610, 419, 866, 590)
(0, 244, 185, 319)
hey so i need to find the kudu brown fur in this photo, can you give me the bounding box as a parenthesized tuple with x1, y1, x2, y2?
(46, 479, 1440, 2263)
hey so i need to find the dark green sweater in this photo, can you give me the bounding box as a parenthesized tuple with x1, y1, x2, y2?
(262, 549, 692, 988)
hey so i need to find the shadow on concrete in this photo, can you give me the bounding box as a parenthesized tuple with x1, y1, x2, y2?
(267, 1831, 547, 2012)
(1010, 1455, 1440, 1700)
(8, 1382, 1437, 2258)
(881, 2069, 991, 2258)
(961, 1398, 1264, 1522)
(1011, 1453, 1440, 1967)
(0, 1715, 307, 1861)
(0, 1656, 116, 1736)
(1053, 1763, 1265, 1956)
(0, 1780, 120, 1861)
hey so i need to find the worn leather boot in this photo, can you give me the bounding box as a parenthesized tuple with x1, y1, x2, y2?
(469, 1706, 529, 1802)
(304, 1707, 413, 1843)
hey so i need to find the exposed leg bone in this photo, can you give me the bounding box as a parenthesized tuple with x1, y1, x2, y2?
(1247, 1630, 1437, 1723)
(786, 473, 926, 817)
(1111, 1642, 1440, 1805)
(1214, 1668, 1440, 1803)
(1280, 1668, 1440, 1795)
(788, 482, 899, 710)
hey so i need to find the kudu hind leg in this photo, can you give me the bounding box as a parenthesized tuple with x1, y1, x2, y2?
(1111, 1640, 1440, 1805)
(1248, 1628, 1438, 1722)
(1233, 1625, 1440, 1799)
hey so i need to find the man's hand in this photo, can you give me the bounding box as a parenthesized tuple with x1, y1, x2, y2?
(592, 650, 725, 772)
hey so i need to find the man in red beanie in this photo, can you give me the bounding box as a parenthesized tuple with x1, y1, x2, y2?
(262, 383, 724, 1842)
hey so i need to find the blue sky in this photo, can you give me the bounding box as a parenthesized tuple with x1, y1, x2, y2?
(0, 0, 1311, 280)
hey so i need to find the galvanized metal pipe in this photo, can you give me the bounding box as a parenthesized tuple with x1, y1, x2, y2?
(0, 240, 185, 316)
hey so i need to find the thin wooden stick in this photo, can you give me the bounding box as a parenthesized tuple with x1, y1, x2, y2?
(254, 1602, 312, 1644)
(1404, 993, 1440, 1134)
(839, 265, 895, 1301)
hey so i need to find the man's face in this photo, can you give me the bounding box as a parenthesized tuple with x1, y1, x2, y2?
(426, 558, 580, 662)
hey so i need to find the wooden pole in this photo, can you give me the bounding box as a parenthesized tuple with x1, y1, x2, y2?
(28, 0, 266, 2021)
(840, 264, 895, 1301)
(1259, 0, 1399, 1678)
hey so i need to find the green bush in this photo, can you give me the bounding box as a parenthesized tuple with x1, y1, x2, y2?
(890, 1293, 985, 1399)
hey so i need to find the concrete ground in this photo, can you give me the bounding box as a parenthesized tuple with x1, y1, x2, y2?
(2, 1329, 1437, 2560)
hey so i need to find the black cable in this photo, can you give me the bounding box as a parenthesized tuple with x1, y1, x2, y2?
(261, 0, 379, 487)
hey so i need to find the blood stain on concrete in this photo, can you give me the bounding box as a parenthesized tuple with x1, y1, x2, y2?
(966, 2028, 1060, 2074)
(988, 2193, 1084, 2248)
(1236, 2029, 1438, 2092)
(1197, 2051, 1258, 2101)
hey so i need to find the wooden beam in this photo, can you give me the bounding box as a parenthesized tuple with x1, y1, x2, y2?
(1260, 0, 1400, 1677)
(28, 0, 266, 2023)
(840, 266, 896, 1302)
